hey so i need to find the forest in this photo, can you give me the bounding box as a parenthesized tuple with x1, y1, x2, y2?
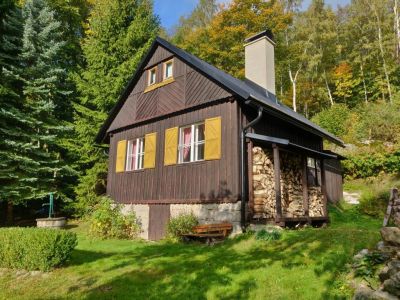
(0, 0, 399, 219)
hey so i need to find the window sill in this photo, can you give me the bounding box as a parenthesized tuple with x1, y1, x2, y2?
(144, 77, 175, 93)
(176, 160, 206, 166)
(125, 169, 146, 173)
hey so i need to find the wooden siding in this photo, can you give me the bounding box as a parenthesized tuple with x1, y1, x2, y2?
(324, 159, 343, 203)
(107, 100, 240, 204)
(108, 45, 232, 133)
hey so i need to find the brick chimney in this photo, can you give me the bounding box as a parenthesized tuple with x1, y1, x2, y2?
(244, 30, 276, 94)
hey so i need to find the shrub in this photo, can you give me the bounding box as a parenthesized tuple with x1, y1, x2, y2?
(167, 212, 198, 241)
(0, 227, 77, 271)
(255, 226, 282, 241)
(88, 197, 141, 239)
(358, 189, 389, 218)
(311, 104, 353, 138)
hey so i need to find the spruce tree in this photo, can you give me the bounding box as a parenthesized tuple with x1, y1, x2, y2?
(72, 0, 160, 215)
(0, 0, 33, 222)
(17, 0, 74, 201)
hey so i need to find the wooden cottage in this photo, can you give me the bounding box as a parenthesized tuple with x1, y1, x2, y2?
(96, 31, 344, 240)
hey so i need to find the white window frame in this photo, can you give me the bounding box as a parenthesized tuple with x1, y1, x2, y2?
(163, 59, 173, 80)
(148, 67, 157, 86)
(126, 137, 145, 171)
(178, 123, 205, 163)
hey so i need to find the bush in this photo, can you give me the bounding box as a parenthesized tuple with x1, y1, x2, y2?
(88, 197, 141, 239)
(311, 104, 353, 138)
(167, 212, 198, 241)
(255, 226, 282, 241)
(358, 189, 389, 218)
(0, 227, 77, 271)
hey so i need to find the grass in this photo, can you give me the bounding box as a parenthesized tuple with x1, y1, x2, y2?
(344, 174, 400, 218)
(0, 205, 381, 300)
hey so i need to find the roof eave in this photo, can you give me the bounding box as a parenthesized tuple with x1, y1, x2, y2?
(248, 95, 345, 147)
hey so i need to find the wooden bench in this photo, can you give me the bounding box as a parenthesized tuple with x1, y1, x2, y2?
(182, 223, 233, 245)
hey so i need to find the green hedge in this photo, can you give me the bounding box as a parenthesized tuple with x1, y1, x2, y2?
(0, 228, 77, 271)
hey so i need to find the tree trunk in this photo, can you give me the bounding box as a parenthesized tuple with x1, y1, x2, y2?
(6, 201, 13, 225)
(394, 0, 400, 60)
(373, 5, 393, 103)
(360, 62, 368, 103)
(289, 69, 299, 112)
(323, 70, 334, 106)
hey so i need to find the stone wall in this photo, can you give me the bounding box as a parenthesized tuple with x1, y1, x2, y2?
(121, 204, 149, 239)
(252, 146, 324, 219)
(170, 202, 242, 235)
(121, 202, 243, 240)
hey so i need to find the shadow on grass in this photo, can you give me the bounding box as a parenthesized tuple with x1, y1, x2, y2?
(68, 225, 379, 300)
(67, 249, 113, 267)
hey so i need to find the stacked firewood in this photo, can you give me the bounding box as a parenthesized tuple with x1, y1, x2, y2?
(252, 147, 276, 218)
(252, 146, 325, 219)
(308, 187, 324, 217)
(279, 152, 304, 218)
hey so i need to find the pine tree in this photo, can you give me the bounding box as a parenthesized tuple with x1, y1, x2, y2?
(72, 0, 160, 215)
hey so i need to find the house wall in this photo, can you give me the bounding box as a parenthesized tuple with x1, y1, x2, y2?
(108, 45, 232, 133)
(324, 159, 343, 203)
(107, 100, 240, 204)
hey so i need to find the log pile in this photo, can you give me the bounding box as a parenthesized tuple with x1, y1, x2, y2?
(252, 146, 325, 219)
(308, 187, 324, 217)
(279, 152, 304, 218)
(252, 147, 276, 218)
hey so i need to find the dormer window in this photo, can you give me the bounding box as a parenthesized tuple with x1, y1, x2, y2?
(148, 67, 157, 86)
(163, 60, 173, 79)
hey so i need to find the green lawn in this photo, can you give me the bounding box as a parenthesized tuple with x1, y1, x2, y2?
(0, 205, 381, 300)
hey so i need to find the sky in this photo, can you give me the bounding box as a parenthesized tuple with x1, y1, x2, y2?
(153, 0, 351, 31)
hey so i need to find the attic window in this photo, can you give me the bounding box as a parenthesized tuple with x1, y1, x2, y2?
(164, 59, 173, 79)
(148, 67, 157, 86)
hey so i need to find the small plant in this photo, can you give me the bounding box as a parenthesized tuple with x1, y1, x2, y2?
(354, 251, 388, 278)
(0, 228, 77, 271)
(88, 197, 141, 239)
(167, 212, 198, 241)
(255, 226, 282, 241)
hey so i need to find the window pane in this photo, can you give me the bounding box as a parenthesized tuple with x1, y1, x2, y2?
(196, 124, 205, 142)
(165, 62, 173, 78)
(197, 143, 204, 160)
(150, 69, 156, 84)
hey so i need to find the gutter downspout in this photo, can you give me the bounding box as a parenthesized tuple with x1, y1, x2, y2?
(240, 105, 263, 231)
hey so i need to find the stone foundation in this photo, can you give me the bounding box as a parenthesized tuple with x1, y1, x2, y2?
(121, 204, 149, 239)
(252, 146, 324, 219)
(170, 202, 242, 235)
(121, 201, 242, 240)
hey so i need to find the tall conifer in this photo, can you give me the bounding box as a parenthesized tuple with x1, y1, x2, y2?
(72, 0, 160, 214)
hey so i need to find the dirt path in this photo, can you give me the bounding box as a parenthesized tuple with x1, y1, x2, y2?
(343, 191, 360, 204)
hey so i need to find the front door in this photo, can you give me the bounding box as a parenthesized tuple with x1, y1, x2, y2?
(148, 204, 170, 241)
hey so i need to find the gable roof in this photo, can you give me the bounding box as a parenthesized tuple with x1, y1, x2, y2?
(95, 37, 344, 146)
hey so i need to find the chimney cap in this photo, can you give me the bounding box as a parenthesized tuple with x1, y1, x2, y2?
(244, 29, 274, 44)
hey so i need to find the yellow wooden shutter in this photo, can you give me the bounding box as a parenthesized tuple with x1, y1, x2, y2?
(116, 140, 127, 173)
(144, 132, 156, 169)
(204, 117, 221, 160)
(164, 127, 178, 166)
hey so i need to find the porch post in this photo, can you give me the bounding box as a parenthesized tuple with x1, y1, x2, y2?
(302, 156, 310, 222)
(273, 144, 282, 223)
(320, 159, 328, 217)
